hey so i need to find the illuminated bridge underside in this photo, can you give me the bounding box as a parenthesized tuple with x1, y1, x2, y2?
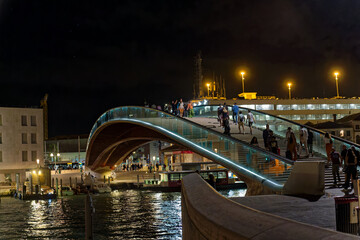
(86, 107, 324, 196)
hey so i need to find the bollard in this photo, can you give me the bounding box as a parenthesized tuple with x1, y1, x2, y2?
(335, 196, 359, 234)
(52, 178, 54, 188)
(35, 185, 39, 195)
(85, 193, 94, 239)
(137, 175, 140, 188)
(81, 174, 84, 184)
(60, 179, 63, 196)
(70, 177, 72, 188)
(104, 175, 106, 183)
(108, 176, 110, 185)
(75, 177, 78, 188)
(23, 185, 26, 196)
(56, 178, 59, 195)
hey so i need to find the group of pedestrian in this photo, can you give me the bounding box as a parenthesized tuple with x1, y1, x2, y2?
(330, 144, 359, 191)
(217, 103, 255, 136)
(284, 126, 313, 160)
(262, 124, 279, 155)
(122, 163, 143, 171)
(168, 99, 194, 117)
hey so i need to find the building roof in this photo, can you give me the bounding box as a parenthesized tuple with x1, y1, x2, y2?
(337, 113, 360, 123)
(312, 121, 352, 129)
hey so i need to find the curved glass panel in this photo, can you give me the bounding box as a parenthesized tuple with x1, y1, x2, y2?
(88, 107, 295, 191)
(193, 105, 360, 157)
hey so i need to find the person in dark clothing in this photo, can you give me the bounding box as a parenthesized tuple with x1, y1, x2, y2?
(343, 146, 358, 191)
(263, 124, 270, 149)
(307, 129, 313, 157)
(222, 104, 231, 136)
(269, 135, 279, 154)
(208, 174, 216, 189)
(330, 148, 341, 186)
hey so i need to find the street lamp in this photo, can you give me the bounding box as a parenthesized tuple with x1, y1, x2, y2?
(240, 71, 245, 93)
(334, 72, 340, 98)
(206, 83, 210, 97)
(287, 82, 292, 99)
(36, 158, 40, 168)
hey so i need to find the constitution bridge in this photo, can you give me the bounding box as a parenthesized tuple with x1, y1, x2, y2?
(85, 105, 360, 196)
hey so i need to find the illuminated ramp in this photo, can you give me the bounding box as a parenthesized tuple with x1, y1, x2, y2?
(86, 107, 324, 196)
(193, 105, 360, 157)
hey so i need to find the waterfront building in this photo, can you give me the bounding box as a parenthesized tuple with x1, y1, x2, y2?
(161, 144, 222, 171)
(0, 107, 43, 183)
(45, 134, 88, 170)
(195, 97, 360, 125)
(310, 121, 353, 143)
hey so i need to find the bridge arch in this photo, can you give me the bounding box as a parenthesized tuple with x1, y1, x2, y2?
(86, 106, 324, 196)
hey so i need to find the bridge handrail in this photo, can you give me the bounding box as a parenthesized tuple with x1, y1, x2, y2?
(194, 104, 360, 156)
(88, 106, 294, 165)
(87, 106, 297, 191)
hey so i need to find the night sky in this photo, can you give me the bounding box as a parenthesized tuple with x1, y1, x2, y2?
(1, 1, 360, 137)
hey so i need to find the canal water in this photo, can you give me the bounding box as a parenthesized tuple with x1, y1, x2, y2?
(0, 189, 246, 239)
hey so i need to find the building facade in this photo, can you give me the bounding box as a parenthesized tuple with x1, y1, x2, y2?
(0, 107, 44, 183)
(200, 98, 360, 125)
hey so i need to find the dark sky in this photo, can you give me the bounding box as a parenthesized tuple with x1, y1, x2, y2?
(1, 0, 360, 137)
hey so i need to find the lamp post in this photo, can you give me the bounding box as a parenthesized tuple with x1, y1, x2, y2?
(206, 83, 210, 97)
(239, 71, 245, 93)
(50, 153, 54, 171)
(334, 72, 340, 98)
(287, 82, 292, 99)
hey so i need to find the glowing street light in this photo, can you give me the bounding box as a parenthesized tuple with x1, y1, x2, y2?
(334, 72, 340, 98)
(206, 83, 211, 97)
(287, 82, 292, 99)
(240, 71, 245, 93)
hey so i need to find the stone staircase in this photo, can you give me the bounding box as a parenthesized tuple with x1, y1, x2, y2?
(324, 164, 346, 189)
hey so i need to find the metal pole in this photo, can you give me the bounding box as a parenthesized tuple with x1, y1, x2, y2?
(241, 74, 245, 93)
(288, 86, 291, 99)
(56, 178, 58, 195)
(336, 76, 339, 98)
(85, 193, 94, 240)
(60, 179, 63, 196)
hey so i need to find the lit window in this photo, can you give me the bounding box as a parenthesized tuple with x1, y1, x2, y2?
(21, 115, 27, 126)
(340, 130, 344, 137)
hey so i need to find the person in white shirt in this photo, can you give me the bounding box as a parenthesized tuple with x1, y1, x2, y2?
(246, 110, 255, 135)
(299, 126, 309, 157)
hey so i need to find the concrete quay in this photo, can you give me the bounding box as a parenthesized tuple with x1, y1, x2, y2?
(182, 173, 359, 240)
(231, 188, 345, 231)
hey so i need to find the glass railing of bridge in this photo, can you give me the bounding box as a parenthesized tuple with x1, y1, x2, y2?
(89, 106, 295, 190)
(193, 105, 360, 158)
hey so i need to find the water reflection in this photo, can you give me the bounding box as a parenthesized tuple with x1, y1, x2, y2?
(0, 189, 245, 239)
